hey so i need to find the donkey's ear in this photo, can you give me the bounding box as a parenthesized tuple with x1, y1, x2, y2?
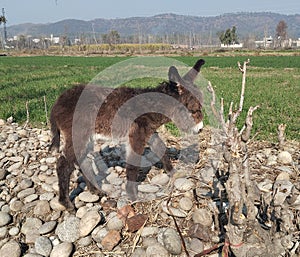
(183, 59, 205, 82)
(168, 66, 185, 95)
(168, 66, 184, 84)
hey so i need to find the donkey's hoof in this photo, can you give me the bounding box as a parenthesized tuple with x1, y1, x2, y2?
(97, 190, 107, 199)
(126, 181, 138, 201)
(85, 182, 107, 198)
(89, 187, 107, 197)
(169, 168, 177, 177)
(59, 199, 75, 211)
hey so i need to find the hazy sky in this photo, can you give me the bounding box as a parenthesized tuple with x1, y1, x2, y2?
(1, 0, 300, 25)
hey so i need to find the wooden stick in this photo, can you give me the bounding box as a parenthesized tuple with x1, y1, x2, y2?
(24, 101, 30, 128)
(207, 81, 219, 119)
(207, 81, 227, 133)
(241, 105, 260, 142)
(277, 123, 286, 148)
(131, 218, 147, 255)
(43, 95, 49, 125)
(219, 98, 228, 133)
(227, 101, 234, 127)
(166, 197, 190, 257)
(232, 59, 250, 124)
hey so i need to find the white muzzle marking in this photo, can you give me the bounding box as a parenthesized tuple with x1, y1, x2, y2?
(192, 121, 204, 134)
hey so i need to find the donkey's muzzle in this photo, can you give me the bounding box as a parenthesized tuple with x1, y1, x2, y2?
(192, 121, 204, 134)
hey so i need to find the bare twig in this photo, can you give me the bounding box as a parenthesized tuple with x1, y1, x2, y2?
(241, 105, 260, 142)
(166, 197, 190, 257)
(131, 218, 147, 254)
(227, 101, 233, 125)
(238, 62, 243, 72)
(207, 81, 219, 119)
(278, 123, 286, 148)
(237, 59, 250, 73)
(207, 82, 227, 133)
(43, 95, 49, 125)
(232, 59, 250, 124)
(24, 101, 30, 128)
(219, 98, 227, 131)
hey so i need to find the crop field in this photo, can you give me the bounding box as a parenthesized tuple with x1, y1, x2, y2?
(0, 55, 299, 141)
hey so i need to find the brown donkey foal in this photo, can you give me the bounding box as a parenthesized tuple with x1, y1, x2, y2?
(50, 59, 205, 209)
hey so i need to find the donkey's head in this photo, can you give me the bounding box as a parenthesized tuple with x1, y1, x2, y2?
(168, 59, 205, 134)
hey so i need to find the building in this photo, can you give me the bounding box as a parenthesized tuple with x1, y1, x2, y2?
(255, 36, 274, 48)
(220, 43, 243, 48)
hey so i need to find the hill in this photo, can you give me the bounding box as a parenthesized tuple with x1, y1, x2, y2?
(6, 12, 300, 43)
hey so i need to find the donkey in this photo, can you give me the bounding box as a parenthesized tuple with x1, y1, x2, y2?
(49, 59, 205, 209)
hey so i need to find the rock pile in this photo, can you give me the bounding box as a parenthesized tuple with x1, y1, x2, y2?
(0, 118, 299, 256)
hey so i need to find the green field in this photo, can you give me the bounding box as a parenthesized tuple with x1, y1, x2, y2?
(0, 55, 299, 141)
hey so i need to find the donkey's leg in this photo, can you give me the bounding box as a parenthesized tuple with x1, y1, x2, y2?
(78, 140, 106, 196)
(125, 124, 147, 200)
(80, 157, 106, 196)
(149, 132, 174, 174)
(125, 162, 140, 201)
(126, 145, 144, 200)
(83, 174, 101, 194)
(56, 155, 74, 210)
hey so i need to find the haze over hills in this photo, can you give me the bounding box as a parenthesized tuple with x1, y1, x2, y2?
(6, 12, 300, 43)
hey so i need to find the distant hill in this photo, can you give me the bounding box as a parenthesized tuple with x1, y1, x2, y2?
(6, 12, 300, 43)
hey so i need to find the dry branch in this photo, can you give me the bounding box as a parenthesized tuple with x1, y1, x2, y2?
(206, 82, 227, 133)
(166, 197, 190, 257)
(24, 101, 30, 128)
(277, 123, 286, 148)
(206, 81, 218, 120)
(241, 105, 260, 142)
(43, 95, 49, 125)
(232, 59, 250, 124)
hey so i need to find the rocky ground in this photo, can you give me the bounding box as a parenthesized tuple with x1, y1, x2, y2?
(0, 118, 299, 257)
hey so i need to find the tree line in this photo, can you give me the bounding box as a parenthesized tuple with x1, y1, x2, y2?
(217, 20, 289, 47)
(1, 19, 290, 50)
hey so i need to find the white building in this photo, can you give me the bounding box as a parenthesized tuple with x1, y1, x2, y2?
(32, 38, 41, 44)
(221, 43, 243, 48)
(45, 34, 60, 44)
(255, 36, 273, 48)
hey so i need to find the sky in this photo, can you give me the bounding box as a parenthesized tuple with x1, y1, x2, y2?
(1, 0, 300, 26)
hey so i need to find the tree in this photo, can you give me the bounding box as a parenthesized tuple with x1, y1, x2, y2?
(0, 15, 5, 46)
(217, 26, 239, 45)
(231, 26, 238, 44)
(1, 8, 7, 45)
(0, 15, 6, 24)
(276, 20, 288, 47)
(17, 35, 27, 49)
(102, 30, 120, 45)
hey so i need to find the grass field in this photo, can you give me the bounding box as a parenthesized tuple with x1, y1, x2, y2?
(0, 55, 299, 141)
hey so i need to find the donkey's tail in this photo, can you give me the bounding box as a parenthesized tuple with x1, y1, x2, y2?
(49, 115, 60, 152)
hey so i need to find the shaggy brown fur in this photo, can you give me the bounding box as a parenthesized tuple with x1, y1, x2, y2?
(50, 59, 205, 209)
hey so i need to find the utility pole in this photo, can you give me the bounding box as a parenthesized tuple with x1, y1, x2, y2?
(264, 25, 268, 48)
(208, 29, 212, 46)
(91, 22, 98, 44)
